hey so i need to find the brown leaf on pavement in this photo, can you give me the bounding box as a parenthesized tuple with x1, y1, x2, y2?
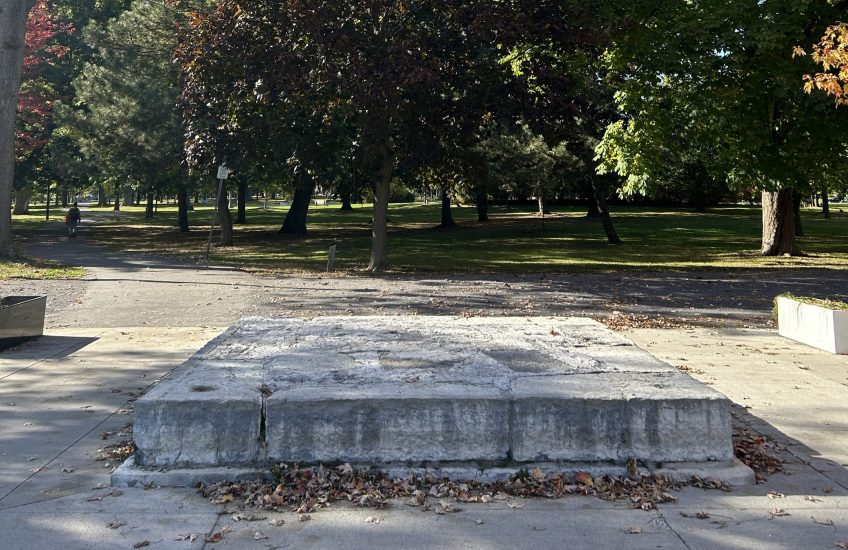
(254, 531, 268, 540)
(769, 508, 790, 518)
(624, 526, 642, 534)
(813, 517, 835, 526)
(206, 532, 224, 543)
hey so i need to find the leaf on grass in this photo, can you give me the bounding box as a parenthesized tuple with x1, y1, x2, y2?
(813, 517, 835, 526)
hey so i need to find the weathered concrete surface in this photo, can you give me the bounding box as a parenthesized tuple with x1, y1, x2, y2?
(132, 316, 735, 471)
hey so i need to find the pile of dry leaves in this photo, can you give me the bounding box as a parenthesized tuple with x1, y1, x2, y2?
(733, 426, 784, 481)
(201, 464, 687, 515)
(600, 313, 692, 331)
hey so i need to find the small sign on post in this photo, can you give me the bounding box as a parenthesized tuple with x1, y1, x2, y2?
(206, 164, 230, 261)
(327, 242, 338, 272)
(216, 164, 229, 180)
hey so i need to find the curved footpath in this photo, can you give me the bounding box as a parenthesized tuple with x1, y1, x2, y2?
(0, 231, 847, 548)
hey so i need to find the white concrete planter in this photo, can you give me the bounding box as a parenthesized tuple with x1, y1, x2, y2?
(777, 296, 848, 354)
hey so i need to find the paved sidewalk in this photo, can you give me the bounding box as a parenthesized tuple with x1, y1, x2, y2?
(2, 324, 847, 549)
(2, 237, 848, 548)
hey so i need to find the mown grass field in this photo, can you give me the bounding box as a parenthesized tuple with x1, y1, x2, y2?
(10, 200, 848, 275)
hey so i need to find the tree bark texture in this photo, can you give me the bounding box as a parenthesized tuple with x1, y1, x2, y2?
(145, 193, 154, 218)
(280, 176, 314, 235)
(236, 178, 247, 224)
(0, 0, 34, 255)
(369, 149, 395, 271)
(792, 190, 803, 237)
(113, 189, 120, 211)
(217, 181, 233, 245)
(177, 185, 189, 233)
(761, 189, 800, 256)
(341, 194, 353, 211)
(13, 187, 29, 214)
(590, 177, 620, 244)
(439, 184, 456, 228)
(475, 185, 488, 222)
(821, 190, 830, 219)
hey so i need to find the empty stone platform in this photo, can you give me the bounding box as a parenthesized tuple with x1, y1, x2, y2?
(131, 316, 735, 473)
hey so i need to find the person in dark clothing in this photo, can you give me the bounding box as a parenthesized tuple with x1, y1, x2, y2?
(67, 202, 81, 238)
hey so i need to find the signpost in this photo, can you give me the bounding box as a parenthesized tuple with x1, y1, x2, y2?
(205, 164, 229, 261)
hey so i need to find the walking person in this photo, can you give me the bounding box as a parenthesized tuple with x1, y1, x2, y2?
(66, 202, 81, 238)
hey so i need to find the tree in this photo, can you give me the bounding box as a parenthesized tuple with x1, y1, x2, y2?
(65, 0, 189, 231)
(1, 0, 37, 256)
(596, 1, 848, 256)
(178, 1, 510, 270)
(798, 22, 848, 106)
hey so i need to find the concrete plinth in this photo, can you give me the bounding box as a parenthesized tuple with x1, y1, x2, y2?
(129, 316, 740, 480)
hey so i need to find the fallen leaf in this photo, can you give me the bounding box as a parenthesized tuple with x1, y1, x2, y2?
(769, 508, 790, 518)
(767, 491, 785, 499)
(836, 541, 848, 549)
(531, 467, 545, 480)
(299, 514, 311, 522)
(364, 516, 381, 524)
(805, 495, 823, 503)
(231, 512, 266, 522)
(475, 518, 485, 525)
(105, 521, 125, 529)
(133, 542, 150, 549)
(206, 532, 224, 543)
(507, 500, 524, 509)
(268, 519, 285, 527)
(574, 472, 594, 487)
(254, 531, 268, 540)
(175, 533, 198, 542)
(813, 517, 835, 526)
(624, 526, 642, 534)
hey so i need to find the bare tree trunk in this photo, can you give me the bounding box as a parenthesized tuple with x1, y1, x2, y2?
(217, 181, 233, 245)
(369, 148, 395, 271)
(13, 187, 30, 214)
(0, 0, 33, 256)
(113, 186, 121, 211)
(341, 194, 353, 211)
(476, 184, 489, 222)
(821, 189, 830, 219)
(590, 176, 620, 244)
(537, 196, 551, 216)
(178, 185, 189, 233)
(439, 184, 456, 228)
(123, 187, 135, 207)
(236, 178, 247, 224)
(792, 190, 803, 237)
(145, 193, 154, 218)
(280, 175, 314, 235)
(761, 189, 800, 256)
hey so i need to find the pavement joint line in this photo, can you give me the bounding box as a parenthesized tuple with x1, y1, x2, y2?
(657, 508, 693, 550)
(734, 413, 848, 493)
(0, 328, 110, 381)
(0, 347, 188, 507)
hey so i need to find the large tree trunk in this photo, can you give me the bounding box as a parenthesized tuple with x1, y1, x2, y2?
(0, 0, 32, 256)
(369, 148, 395, 271)
(821, 189, 830, 219)
(178, 185, 190, 233)
(761, 189, 800, 256)
(113, 187, 121, 211)
(97, 185, 107, 207)
(439, 184, 456, 228)
(589, 175, 620, 244)
(475, 184, 489, 222)
(279, 175, 314, 235)
(792, 190, 803, 237)
(236, 178, 247, 224)
(341, 194, 353, 211)
(537, 196, 551, 216)
(13, 187, 30, 214)
(123, 187, 135, 207)
(217, 181, 233, 246)
(145, 193, 154, 218)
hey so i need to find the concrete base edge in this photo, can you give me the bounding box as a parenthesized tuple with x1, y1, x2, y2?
(111, 457, 755, 488)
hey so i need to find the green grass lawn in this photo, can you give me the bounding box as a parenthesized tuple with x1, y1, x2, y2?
(11, 201, 848, 274)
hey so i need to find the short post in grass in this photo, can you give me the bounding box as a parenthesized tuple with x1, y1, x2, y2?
(205, 164, 229, 261)
(327, 241, 338, 272)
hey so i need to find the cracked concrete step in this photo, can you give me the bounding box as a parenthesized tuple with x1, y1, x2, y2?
(129, 316, 736, 471)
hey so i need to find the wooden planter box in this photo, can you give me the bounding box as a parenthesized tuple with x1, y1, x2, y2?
(777, 296, 848, 355)
(0, 296, 47, 351)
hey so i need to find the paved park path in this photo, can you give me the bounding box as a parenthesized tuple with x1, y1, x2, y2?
(2, 229, 848, 549)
